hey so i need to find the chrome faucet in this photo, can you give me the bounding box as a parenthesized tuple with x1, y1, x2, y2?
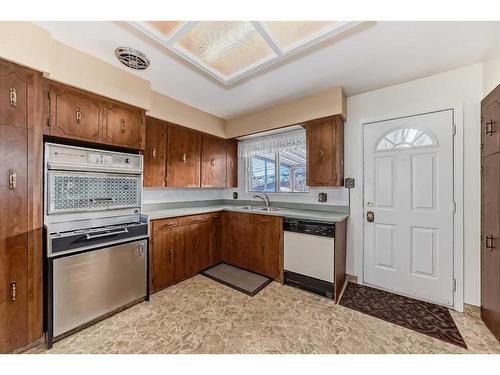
(253, 193, 270, 208)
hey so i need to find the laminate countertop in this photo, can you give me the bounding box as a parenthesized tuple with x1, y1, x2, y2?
(143, 204, 349, 223)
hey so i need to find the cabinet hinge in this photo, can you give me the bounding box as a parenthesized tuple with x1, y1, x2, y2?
(452, 278, 457, 292)
(452, 123, 456, 136)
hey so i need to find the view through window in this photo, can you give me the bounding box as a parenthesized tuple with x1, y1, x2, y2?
(248, 147, 308, 193)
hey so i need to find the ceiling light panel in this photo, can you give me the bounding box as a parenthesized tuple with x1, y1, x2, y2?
(173, 21, 276, 78)
(262, 21, 342, 50)
(146, 21, 184, 37)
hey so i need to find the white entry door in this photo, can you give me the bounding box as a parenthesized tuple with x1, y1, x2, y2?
(363, 110, 454, 306)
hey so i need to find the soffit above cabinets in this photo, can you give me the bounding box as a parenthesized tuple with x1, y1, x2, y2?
(129, 21, 361, 86)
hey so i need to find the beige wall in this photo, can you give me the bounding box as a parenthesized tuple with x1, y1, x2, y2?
(226, 87, 346, 138)
(483, 52, 500, 97)
(0, 21, 227, 136)
(149, 91, 226, 137)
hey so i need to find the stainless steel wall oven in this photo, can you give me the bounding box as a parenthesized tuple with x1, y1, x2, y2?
(43, 143, 149, 348)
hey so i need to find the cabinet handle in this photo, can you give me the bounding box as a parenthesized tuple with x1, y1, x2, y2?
(211, 159, 216, 166)
(485, 120, 495, 135)
(170, 249, 174, 262)
(75, 107, 82, 123)
(8, 169, 16, 190)
(319, 149, 325, 158)
(152, 147, 157, 159)
(486, 235, 495, 250)
(121, 119, 126, 133)
(180, 153, 187, 163)
(9, 87, 17, 107)
(10, 281, 16, 301)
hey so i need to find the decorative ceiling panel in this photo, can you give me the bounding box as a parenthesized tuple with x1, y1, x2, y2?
(130, 21, 362, 85)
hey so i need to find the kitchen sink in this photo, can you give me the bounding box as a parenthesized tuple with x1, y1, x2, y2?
(237, 206, 282, 212)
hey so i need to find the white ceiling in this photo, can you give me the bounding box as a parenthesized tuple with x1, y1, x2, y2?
(37, 21, 500, 119)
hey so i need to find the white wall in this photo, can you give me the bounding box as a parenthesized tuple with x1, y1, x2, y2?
(345, 64, 483, 306)
(483, 52, 500, 97)
(223, 154, 349, 206)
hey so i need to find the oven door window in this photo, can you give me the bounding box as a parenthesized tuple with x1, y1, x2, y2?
(48, 171, 141, 214)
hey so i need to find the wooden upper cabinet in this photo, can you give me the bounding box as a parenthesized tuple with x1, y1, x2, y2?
(103, 101, 145, 150)
(226, 139, 238, 188)
(201, 135, 227, 188)
(482, 86, 500, 158)
(0, 60, 33, 129)
(306, 115, 344, 187)
(144, 117, 167, 187)
(48, 82, 103, 143)
(166, 126, 201, 188)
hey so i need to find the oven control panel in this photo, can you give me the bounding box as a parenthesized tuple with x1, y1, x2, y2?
(46, 143, 142, 174)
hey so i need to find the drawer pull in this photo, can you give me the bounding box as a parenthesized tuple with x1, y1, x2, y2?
(319, 149, 325, 158)
(10, 281, 16, 301)
(9, 87, 17, 107)
(152, 147, 157, 159)
(121, 119, 126, 133)
(75, 107, 82, 123)
(180, 153, 187, 163)
(211, 159, 216, 166)
(486, 235, 495, 250)
(485, 120, 495, 135)
(8, 169, 16, 190)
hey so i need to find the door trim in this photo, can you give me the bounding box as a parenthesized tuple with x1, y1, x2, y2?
(360, 105, 464, 312)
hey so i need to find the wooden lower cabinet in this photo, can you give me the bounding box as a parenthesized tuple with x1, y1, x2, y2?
(222, 212, 282, 279)
(150, 211, 283, 293)
(151, 214, 214, 292)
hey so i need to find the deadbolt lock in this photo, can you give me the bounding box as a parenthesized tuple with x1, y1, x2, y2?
(366, 211, 375, 222)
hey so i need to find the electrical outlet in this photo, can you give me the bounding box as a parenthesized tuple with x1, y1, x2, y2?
(232, 192, 238, 199)
(345, 177, 355, 189)
(318, 192, 327, 203)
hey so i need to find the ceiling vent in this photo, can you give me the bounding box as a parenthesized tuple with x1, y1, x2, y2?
(115, 47, 150, 70)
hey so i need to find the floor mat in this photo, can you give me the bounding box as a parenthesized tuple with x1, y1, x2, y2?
(339, 282, 467, 348)
(201, 263, 272, 296)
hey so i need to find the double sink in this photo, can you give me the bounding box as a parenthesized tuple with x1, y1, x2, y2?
(237, 206, 283, 212)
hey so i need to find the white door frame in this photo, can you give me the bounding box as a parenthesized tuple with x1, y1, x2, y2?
(359, 104, 464, 312)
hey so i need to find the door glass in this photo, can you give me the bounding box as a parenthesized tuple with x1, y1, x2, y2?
(375, 127, 437, 152)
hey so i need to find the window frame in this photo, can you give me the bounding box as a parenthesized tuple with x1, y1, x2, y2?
(246, 149, 310, 195)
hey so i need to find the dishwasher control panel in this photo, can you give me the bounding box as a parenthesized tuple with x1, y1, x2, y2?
(283, 218, 335, 238)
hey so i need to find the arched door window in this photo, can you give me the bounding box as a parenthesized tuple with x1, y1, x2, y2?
(375, 127, 437, 152)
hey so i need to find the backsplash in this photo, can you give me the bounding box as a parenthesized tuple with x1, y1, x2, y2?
(143, 188, 225, 204)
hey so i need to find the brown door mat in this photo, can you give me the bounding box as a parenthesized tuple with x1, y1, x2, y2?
(339, 282, 467, 348)
(201, 263, 273, 296)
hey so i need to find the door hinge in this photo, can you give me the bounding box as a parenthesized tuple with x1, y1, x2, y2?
(452, 123, 456, 136)
(452, 278, 457, 292)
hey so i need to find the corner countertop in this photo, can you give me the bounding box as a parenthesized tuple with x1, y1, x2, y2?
(143, 203, 349, 223)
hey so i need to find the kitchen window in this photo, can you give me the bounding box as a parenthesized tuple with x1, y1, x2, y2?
(242, 128, 308, 193)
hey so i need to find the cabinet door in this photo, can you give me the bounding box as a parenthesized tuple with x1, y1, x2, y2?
(481, 153, 500, 340)
(0, 60, 31, 129)
(151, 221, 175, 291)
(250, 215, 281, 278)
(0, 125, 28, 353)
(226, 139, 238, 188)
(211, 213, 223, 265)
(224, 212, 250, 269)
(482, 87, 500, 157)
(306, 116, 344, 186)
(186, 219, 212, 275)
(49, 83, 103, 142)
(144, 117, 167, 187)
(103, 102, 145, 150)
(166, 126, 201, 187)
(201, 135, 227, 187)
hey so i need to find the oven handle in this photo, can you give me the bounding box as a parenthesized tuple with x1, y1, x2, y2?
(85, 228, 128, 240)
(89, 198, 115, 203)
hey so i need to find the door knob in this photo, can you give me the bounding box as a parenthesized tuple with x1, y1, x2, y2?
(366, 211, 375, 222)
